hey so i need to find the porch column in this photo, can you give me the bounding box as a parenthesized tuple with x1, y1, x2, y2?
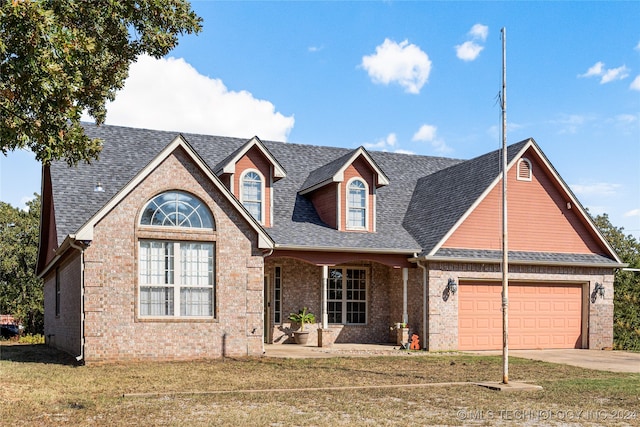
(402, 267, 408, 325)
(321, 265, 329, 328)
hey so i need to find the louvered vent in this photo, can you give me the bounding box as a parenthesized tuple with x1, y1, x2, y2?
(517, 158, 532, 181)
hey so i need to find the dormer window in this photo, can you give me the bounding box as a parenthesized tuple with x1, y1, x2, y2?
(241, 170, 264, 223)
(347, 178, 367, 230)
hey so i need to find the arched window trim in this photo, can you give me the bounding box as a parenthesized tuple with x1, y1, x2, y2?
(139, 191, 215, 229)
(346, 177, 368, 230)
(240, 168, 265, 224)
(517, 158, 532, 182)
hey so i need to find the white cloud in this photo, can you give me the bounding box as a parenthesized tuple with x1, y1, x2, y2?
(579, 61, 605, 78)
(363, 133, 397, 151)
(82, 55, 295, 141)
(412, 124, 437, 142)
(308, 45, 323, 53)
(455, 41, 484, 62)
(600, 65, 629, 84)
(624, 208, 640, 218)
(552, 114, 593, 134)
(630, 75, 640, 91)
(361, 39, 432, 94)
(455, 24, 488, 61)
(635, 41, 640, 51)
(469, 24, 489, 42)
(570, 182, 621, 197)
(578, 62, 629, 84)
(411, 124, 452, 154)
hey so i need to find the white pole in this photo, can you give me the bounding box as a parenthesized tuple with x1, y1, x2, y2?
(501, 27, 509, 385)
(322, 265, 328, 329)
(402, 267, 408, 325)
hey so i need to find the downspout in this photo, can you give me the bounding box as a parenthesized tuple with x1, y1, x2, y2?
(69, 240, 86, 363)
(417, 260, 428, 350)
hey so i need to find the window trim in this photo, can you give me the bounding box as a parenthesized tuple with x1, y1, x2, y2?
(346, 178, 368, 231)
(139, 191, 215, 229)
(327, 266, 368, 325)
(137, 240, 215, 319)
(240, 169, 265, 224)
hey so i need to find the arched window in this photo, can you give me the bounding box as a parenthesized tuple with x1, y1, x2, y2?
(347, 179, 367, 229)
(140, 191, 214, 229)
(241, 170, 263, 223)
(138, 191, 215, 318)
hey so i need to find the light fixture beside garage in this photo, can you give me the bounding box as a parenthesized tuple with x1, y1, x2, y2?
(447, 278, 458, 294)
(591, 282, 605, 303)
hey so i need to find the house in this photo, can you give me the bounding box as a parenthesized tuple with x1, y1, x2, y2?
(37, 124, 623, 363)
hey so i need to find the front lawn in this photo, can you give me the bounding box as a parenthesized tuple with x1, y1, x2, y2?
(1, 343, 638, 426)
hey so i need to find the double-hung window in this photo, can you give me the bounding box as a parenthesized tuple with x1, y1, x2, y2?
(138, 191, 215, 318)
(241, 170, 263, 223)
(347, 179, 367, 230)
(327, 267, 367, 324)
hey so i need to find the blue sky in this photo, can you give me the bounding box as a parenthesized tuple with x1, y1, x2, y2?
(1, 1, 639, 238)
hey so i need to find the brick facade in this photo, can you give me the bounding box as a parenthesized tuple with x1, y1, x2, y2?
(45, 147, 266, 363)
(422, 261, 615, 351)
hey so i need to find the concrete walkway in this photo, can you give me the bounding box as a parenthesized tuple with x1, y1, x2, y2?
(264, 344, 640, 373)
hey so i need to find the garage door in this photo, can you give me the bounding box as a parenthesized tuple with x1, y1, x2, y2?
(458, 282, 583, 350)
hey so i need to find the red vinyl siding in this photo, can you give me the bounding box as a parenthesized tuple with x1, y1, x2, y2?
(443, 148, 604, 254)
(340, 156, 375, 232)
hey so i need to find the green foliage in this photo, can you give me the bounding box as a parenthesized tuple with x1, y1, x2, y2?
(0, 0, 202, 165)
(18, 333, 45, 344)
(593, 214, 640, 351)
(288, 307, 316, 331)
(0, 195, 43, 334)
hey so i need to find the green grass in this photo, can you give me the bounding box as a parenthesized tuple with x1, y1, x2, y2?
(1, 343, 639, 426)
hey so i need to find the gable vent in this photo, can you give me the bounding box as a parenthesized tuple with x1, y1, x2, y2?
(517, 158, 532, 181)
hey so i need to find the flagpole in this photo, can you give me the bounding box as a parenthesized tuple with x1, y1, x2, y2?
(501, 27, 509, 385)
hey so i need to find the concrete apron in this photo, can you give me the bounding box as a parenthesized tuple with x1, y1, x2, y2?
(463, 349, 640, 373)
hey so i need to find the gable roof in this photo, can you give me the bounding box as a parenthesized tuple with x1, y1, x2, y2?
(44, 124, 621, 266)
(299, 146, 390, 195)
(214, 136, 286, 180)
(403, 139, 530, 255)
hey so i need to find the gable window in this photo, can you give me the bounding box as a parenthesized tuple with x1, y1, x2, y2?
(241, 170, 263, 223)
(138, 191, 215, 318)
(347, 179, 367, 230)
(328, 267, 367, 324)
(517, 158, 532, 181)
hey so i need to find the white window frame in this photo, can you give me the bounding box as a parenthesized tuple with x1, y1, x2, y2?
(240, 169, 265, 224)
(327, 266, 368, 325)
(346, 178, 368, 230)
(138, 240, 215, 319)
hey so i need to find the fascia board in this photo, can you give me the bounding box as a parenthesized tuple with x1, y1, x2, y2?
(412, 254, 627, 269)
(218, 136, 286, 179)
(275, 243, 421, 255)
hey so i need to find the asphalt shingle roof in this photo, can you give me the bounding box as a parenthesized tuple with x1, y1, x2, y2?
(47, 124, 617, 267)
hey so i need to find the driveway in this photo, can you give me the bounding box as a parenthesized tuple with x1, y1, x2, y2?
(465, 349, 640, 373)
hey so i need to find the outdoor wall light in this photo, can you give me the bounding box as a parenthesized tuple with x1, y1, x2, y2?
(591, 282, 605, 303)
(447, 278, 458, 294)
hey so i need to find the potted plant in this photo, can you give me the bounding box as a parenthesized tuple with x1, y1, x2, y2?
(288, 307, 316, 345)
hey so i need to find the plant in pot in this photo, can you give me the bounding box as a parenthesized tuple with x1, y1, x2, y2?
(288, 307, 316, 345)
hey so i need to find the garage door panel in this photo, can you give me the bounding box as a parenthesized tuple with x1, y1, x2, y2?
(458, 282, 583, 350)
